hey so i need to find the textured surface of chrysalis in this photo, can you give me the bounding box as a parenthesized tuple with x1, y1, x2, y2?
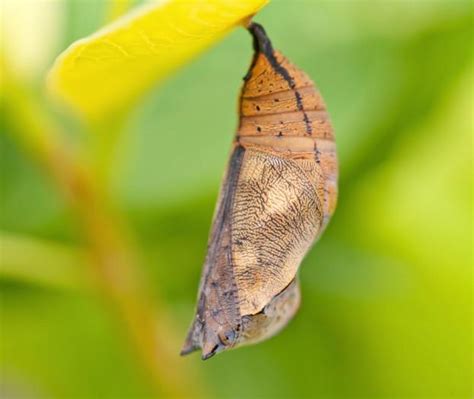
(182, 22, 338, 360)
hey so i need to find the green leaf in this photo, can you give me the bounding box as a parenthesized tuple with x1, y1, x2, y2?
(0, 232, 89, 291)
(47, 0, 268, 124)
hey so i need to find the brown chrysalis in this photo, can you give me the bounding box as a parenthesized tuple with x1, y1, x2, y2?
(181, 22, 338, 360)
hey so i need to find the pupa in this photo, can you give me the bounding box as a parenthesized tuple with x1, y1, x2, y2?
(181, 22, 338, 360)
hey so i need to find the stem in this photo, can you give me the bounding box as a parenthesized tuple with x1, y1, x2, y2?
(2, 76, 206, 398)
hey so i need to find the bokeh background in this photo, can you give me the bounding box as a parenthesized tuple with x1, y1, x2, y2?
(1, 1, 472, 398)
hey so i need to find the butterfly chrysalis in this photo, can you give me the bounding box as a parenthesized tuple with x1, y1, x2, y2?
(182, 22, 338, 360)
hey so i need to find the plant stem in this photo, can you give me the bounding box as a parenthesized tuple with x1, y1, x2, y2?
(2, 77, 206, 398)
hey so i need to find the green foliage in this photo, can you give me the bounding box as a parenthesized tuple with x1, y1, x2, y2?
(1, 1, 472, 398)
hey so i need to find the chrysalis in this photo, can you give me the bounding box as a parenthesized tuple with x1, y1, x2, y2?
(182, 22, 338, 360)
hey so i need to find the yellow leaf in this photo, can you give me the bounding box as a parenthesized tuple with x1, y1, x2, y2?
(47, 0, 268, 123)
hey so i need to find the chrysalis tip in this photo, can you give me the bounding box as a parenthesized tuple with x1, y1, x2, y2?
(179, 343, 198, 357)
(247, 22, 274, 57)
(201, 345, 218, 361)
(180, 323, 200, 356)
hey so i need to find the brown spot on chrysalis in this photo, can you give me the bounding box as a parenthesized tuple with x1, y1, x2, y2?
(181, 22, 338, 360)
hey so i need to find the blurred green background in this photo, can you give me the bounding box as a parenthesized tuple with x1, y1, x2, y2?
(1, 0, 472, 398)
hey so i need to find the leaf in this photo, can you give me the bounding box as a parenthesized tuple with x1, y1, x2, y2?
(1, 0, 63, 79)
(47, 0, 268, 123)
(0, 232, 89, 291)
